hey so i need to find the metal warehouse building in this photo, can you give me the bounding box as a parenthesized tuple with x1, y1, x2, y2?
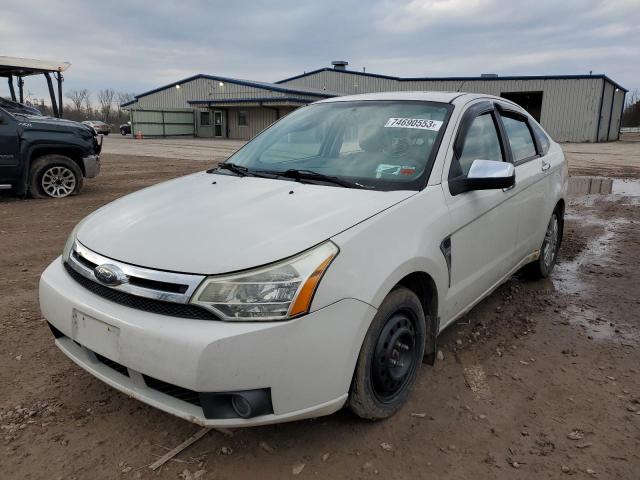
(123, 61, 627, 143)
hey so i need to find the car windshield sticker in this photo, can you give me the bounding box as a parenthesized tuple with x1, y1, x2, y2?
(376, 164, 417, 178)
(384, 118, 443, 131)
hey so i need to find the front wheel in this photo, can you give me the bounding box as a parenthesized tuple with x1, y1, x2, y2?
(524, 210, 562, 279)
(121, 129, 127, 135)
(349, 287, 426, 420)
(29, 155, 83, 199)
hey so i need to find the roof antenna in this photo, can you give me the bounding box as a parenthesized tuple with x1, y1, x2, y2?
(363, 66, 366, 73)
(456, 80, 467, 92)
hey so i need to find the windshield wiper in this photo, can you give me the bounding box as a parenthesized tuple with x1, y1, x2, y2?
(269, 169, 359, 189)
(208, 162, 249, 177)
(208, 162, 280, 179)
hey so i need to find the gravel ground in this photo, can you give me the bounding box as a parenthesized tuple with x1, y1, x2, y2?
(1, 138, 639, 479)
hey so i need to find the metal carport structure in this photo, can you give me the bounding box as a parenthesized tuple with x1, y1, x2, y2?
(0, 56, 71, 118)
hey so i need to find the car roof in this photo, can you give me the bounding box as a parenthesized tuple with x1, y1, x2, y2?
(314, 91, 507, 106)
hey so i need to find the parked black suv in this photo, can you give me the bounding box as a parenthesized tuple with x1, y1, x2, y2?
(0, 103, 101, 198)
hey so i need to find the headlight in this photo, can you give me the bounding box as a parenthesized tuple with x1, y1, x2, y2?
(191, 242, 338, 321)
(62, 223, 81, 261)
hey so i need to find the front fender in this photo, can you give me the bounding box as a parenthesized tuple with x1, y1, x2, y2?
(312, 187, 451, 319)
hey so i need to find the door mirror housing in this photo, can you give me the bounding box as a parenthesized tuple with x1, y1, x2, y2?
(449, 159, 515, 195)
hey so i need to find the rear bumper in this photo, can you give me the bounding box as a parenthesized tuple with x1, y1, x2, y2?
(39, 257, 376, 427)
(82, 154, 100, 178)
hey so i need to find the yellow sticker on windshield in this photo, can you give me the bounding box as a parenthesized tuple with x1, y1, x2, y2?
(384, 118, 443, 131)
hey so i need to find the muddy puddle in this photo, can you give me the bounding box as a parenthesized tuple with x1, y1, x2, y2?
(569, 176, 640, 196)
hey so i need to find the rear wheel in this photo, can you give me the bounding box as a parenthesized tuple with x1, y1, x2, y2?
(29, 155, 83, 199)
(524, 210, 562, 279)
(121, 128, 127, 135)
(349, 287, 426, 420)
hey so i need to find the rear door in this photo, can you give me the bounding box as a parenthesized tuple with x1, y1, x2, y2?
(0, 109, 20, 184)
(441, 100, 519, 321)
(495, 104, 548, 260)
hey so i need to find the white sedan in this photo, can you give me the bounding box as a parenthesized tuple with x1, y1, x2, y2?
(40, 91, 567, 427)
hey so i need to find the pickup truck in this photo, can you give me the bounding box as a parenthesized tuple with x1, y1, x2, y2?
(0, 100, 101, 198)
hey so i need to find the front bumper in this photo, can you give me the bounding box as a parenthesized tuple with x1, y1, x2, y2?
(82, 154, 100, 178)
(39, 258, 376, 427)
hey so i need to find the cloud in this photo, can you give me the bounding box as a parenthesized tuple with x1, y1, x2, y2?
(1, 0, 638, 106)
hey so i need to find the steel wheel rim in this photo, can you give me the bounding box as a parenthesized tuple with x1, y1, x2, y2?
(42, 166, 76, 198)
(543, 214, 559, 268)
(371, 310, 419, 403)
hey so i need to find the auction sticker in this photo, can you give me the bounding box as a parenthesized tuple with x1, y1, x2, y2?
(384, 118, 442, 131)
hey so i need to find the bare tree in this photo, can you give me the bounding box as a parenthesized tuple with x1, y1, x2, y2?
(115, 91, 135, 123)
(84, 92, 93, 119)
(66, 89, 89, 113)
(97, 88, 116, 122)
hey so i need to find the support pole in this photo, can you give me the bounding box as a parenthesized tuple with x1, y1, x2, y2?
(18, 76, 24, 104)
(44, 72, 59, 118)
(7, 75, 16, 101)
(56, 72, 64, 118)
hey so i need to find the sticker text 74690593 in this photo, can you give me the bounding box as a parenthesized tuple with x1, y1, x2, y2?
(384, 118, 443, 131)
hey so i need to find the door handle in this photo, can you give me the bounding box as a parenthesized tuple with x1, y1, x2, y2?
(541, 161, 551, 171)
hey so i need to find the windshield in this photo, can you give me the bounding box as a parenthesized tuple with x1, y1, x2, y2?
(0, 97, 42, 116)
(225, 100, 452, 190)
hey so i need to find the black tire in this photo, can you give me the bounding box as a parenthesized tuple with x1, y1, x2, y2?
(28, 155, 83, 199)
(524, 209, 562, 279)
(120, 129, 127, 135)
(349, 287, 426, 420)
(104, 132, 110, 136)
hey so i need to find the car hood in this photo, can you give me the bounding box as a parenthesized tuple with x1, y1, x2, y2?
(21, 115, 94, 134)
(76, 172, 415, 274)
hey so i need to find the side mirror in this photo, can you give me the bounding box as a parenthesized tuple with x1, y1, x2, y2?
(449, 159, 515, 195)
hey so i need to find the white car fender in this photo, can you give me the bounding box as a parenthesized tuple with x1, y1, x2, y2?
(314, 186, 451, 320)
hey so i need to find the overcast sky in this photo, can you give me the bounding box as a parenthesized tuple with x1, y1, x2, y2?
(2, 0, 638, 105)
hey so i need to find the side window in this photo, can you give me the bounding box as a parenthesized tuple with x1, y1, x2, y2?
(531, 121, 550, 155)
(200, 111, 211, 126)
(501, 115, 537, 162)
(452, 113, 503, 177)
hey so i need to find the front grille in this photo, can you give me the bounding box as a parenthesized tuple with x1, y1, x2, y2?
(142, 375, 201, 407)
(71, 251, 189, 294)
(95, 353, 129, 377)
(64, 262, 219, 320)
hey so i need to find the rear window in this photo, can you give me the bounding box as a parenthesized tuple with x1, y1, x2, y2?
(501, 115, 537, 162)
(531, 121, 551, 155)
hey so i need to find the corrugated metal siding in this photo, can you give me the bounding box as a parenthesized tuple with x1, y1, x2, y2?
(227, 107, 277, 140)
(608, 85, 625, 141)
(133, 77, 320, 109)
(598, 81, 615, 141)
(281, 71, 605, 142)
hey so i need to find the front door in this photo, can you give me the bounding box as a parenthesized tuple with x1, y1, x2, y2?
(441, 101, 519, 322)
(214, 111, 223, 137)
(0, 109, 20, 183)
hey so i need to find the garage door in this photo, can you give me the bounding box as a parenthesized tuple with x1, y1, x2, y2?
(130, 109, 194, 137)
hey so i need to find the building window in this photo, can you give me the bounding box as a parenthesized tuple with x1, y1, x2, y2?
(200, 111, 211, 126)
(238, 110, 248, 127)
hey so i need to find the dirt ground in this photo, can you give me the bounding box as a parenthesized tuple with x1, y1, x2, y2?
(1, 137, 639, 479)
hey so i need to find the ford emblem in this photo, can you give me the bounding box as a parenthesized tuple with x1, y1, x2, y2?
(94, 264, 127, 286)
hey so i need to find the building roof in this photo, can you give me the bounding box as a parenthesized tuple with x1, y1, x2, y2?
(0, 56, 71, 77)
(276, 68, 628, 93)
(121, 73, 338, 107)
